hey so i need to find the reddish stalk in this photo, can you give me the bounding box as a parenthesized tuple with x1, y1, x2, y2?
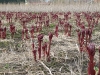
(64, 23, 68, 35)
(22, 29, 25, 40)
(98, 46, 100, 75)
(87, 43, 95, 75)
(1, 27, 6, 39)
(32, 50, 37, 61)
(25, 28, 29, 39)
(47, 32, 53, 62)
(68, 24, 72, 36)
(42, 42, 47, 57)
(38, 34, 43, 59)
(10, 24, 15, 39)
(55, 25, 58, 37)
(0, 27, 3, 38)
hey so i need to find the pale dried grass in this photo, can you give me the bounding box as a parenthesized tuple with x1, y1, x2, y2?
(0, 3, 100, 12)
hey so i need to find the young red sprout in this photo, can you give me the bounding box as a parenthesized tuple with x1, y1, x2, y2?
(86, 15, 92, 28)
(64, 22, 68, 35)
(39, 15, 42, 21)
(10, 24, 15, 39)
(42, 42, 47, 57)
(32, 43, 34, 50)
(0, 27, 3, 39)
(30, 25, 34, 38)
(47, 32, 53, 62)
(22, 29, 25, 40)
(74, 12, 81, 20)
(77, 29, 81, 44)
(0, 20, 2, 27)
(46, 20, 49, 27)
(52, 14, 58, 22)
(32, 42, 37, 61)
(38, 23, 42, 32)
(38, 34, 43, 59)
(1, 27, 6, 39)
(87, 43, 95, 75)
(68, 24, 72, 36)
(77, 29, 84, 52)
(80, 29, 85, 46)
(25, 28, 30, 39)
(92, 19, 96, 28)
(36, 25, 39, 32)
(55, 25, 58, 37)
(88, 28, 92, 42)
(95, 16, 99, 25)
(6, 13, 10, 23)
(49, 32, 53, 42)
(85, 28, 93, 46)
(32, 49, 37, 61)
(22, 20, 26, 29)
(82, 28, 85, 38)
(80, 22, 85, 29)
(98, 46, 100, 75)
(64, 12, 71, 21)
(85, 28, 90, 46)
(77, 19, 82, 27)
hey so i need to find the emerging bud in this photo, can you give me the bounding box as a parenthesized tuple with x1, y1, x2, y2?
(87, 43, 95, 56)
(55, 25, 58, 37)
(38, 34, 43, 42)
(32, 50, 37, 61)
(49, 32, 53, 41)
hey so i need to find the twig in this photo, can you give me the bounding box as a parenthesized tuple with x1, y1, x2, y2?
(68, 64, 76, 75)
(75, 43, 83, 75)
(76, 43, 80, 52)
(38, 60, 53, 75)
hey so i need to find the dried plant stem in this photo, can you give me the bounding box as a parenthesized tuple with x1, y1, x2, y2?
(75, 43, 84, 75)
(68, 64, 76, 75)
(38, 60, 53, 75)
